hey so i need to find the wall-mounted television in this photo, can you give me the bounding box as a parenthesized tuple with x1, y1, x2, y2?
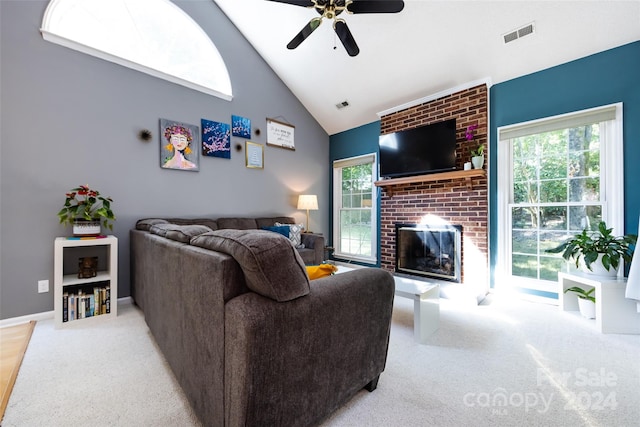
(378, 118, 456, 179)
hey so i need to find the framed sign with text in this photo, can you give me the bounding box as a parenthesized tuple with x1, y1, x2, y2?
(266, 118, 295, 150)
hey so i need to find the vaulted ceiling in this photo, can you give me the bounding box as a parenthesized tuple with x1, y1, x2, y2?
(213, 0, 640, 135)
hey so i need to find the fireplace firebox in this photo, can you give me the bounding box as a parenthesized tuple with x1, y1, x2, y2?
(395, 223, 462, 282)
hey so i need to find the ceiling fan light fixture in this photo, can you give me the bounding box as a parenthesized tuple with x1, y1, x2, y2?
(267, 0, 405, 56)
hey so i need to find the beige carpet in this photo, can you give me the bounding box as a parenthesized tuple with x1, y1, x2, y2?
(3, 296, 640, 426)
(0, 321, 36, 422)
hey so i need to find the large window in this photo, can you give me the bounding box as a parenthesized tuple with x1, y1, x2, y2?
(41, 0, 232, 100)
(333, 154, 377, 262)
(497, 104, 623, 297)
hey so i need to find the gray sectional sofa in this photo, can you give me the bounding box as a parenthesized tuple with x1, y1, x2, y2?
(130, 217, 395, 427)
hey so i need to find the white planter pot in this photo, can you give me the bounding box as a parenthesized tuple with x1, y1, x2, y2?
(73, 219, 101, 237)
(579, 254, 619, 278)
(471, 156, 484, 169)
(578, 298, 596, 319)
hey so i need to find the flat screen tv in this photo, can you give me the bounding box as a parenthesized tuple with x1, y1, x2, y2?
(379, 118, 456, 179)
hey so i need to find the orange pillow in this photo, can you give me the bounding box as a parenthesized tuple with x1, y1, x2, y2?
(305, 264, 338, 280)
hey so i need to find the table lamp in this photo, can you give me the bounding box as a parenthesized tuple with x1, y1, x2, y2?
(297, 194, 318, 233)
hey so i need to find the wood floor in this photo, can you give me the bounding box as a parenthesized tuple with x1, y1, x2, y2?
(0, 321, 36, 421)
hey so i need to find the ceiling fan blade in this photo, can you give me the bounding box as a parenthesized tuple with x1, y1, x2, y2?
(334, 19, 359, 57)
(265, 0, 315, 7)
(347, 0, 404, 14)
(287, 18, 323, 50)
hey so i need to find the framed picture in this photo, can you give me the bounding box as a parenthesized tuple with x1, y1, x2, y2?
(160, 119, 199, 171)
(232, 115, 251, 138)
(266, 118, 295, 150)
(201, 119, 231, 159)
(245, 141, 263, 169)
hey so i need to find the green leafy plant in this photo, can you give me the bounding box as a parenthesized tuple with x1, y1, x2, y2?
(57, 185, 116, 230)
(564, 286, 595, 303)
(470, 143, 484, 157)
(546, 221, 637, 272)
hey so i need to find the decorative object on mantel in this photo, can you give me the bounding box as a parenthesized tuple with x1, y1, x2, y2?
(466, 124, 484, 169)
(266, 118, 295, 150)
(564, 286, 596, 318)
(57, 184, 115, 236)
(546, 221, 637, 277)
(298, 194, 318, 233)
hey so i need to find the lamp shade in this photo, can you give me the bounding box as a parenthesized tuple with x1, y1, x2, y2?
(297, 195, 318, 210)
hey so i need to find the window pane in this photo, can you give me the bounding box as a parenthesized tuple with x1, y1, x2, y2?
(510, 122, 603, 283)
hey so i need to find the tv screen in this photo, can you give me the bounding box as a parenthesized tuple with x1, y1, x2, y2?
(379, 118, 457, 179)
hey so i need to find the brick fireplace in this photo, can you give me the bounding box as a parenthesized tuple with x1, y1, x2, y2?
(378, 84, 489, 297)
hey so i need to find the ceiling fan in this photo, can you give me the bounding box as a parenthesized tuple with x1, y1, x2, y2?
(266, 0, 405, 57)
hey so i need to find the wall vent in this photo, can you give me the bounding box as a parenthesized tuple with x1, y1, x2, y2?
(503, 22, 535, 44)
(335, 100, 350, 109)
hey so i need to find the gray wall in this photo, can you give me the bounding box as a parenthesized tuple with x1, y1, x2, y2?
(0, 0, 329, 319)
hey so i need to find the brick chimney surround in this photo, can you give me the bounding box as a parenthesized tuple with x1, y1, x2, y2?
(377, 84, 489, 298)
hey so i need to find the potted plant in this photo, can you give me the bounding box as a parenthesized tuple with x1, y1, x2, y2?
(57, 185, 115, 236)
(564, 286, 596, 319)
(547, 221, 637, 277)
(466, 124, 484, 169)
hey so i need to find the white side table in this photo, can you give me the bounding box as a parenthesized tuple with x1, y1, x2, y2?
(394, 277, 440, 344)
(558, 271, 640, 334)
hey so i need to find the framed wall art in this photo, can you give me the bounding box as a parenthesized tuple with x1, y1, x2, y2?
(160, 119, 199, 171)
(231, 115, 251, 138)
(201, 118, 231, 159)
(266, 118, 295, 150)
(245, 141, 263, 169)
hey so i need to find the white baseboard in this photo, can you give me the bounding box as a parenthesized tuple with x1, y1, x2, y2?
(0, 296, 133, 328)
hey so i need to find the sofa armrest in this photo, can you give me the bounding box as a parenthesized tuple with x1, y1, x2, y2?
(224, 268, 394, 427)
(300, 233, 325, 264)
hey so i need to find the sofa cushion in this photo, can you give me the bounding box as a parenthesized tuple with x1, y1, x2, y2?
(166, 218, 219, 231)
(149, 223, 213, 243)
(136, 218, 169, 231)
(217, 218, 258, 230)
(261, 225, 291, 238)
(191, 229, 310, 302)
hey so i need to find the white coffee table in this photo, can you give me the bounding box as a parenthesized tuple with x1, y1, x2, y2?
(336, 265, 440, 343)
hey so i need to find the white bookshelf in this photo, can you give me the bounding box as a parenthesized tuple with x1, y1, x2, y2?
(54, 235, 118, 328)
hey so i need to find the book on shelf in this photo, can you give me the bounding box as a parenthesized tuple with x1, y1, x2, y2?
(61, 282, 111, 322)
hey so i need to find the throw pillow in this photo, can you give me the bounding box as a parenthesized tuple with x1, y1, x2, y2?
(276, 222, 304, 246)
(306, 264, 338, 280)
(261, 225, 290, 238)
(190, 229, 310, 302)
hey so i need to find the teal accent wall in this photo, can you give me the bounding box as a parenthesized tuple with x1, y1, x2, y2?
(489, 41, 640, 288)
(329, 121, 381, 266)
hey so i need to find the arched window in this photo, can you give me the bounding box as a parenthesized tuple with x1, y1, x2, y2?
(41, 0, 232, 100)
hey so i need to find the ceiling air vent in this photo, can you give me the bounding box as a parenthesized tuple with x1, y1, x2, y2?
(335, 100, 350, 110)
(503, 22, 535, 44)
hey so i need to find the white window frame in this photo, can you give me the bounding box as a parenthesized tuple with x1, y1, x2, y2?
(496, 103, 624, 296)
(40, 0, 233, 100)
(332, 153, 378, 263)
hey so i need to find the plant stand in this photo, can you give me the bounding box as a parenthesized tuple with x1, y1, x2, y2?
(558, 271, 640, 334)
